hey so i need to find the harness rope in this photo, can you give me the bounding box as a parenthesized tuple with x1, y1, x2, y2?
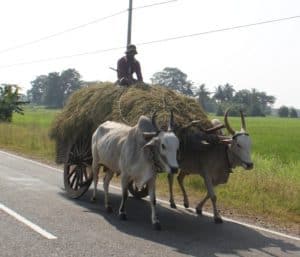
(149, 147, 165, 173)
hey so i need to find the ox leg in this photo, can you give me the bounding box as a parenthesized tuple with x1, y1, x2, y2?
(177, 171, 189, 208)
(195, 193, 209, 216)
(148, 178, 161, 230)
(91, 159, 100, 202)
(202, 173, 223, 223)
(103, 168, 114, 213)
(119, 175, 129, 221)
(168, 174, 177, 209)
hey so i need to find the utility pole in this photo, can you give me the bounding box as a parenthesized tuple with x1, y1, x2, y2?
(127, 0, 133, 46)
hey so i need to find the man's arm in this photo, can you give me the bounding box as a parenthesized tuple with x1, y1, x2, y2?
(135, 60, 143, 82)
(117, 58, 127, 80)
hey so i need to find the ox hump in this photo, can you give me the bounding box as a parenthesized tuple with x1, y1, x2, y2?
(136, 115, 156, 132)
(95, 121, 131, 137)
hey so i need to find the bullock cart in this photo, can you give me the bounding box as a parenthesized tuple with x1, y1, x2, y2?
(50, 82, 213, 199)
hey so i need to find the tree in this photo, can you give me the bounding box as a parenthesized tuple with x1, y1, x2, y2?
(27, 75, 48, 105)
(0, 84, 26, 122)
(213, 83, 235, 104)
(216, 104, 224, 116)
(60, 69, 82, 102)
(151, 67, 194, 96)
(251, 89, 275, 115)
(27, 68, 82, 108)
(278, 106, 289, 117)
(234, 89, 251, 106)
(214, 85, 225, 103)
(43, 72, 62, 108)
(289, 107, 298, 118)
(195, 84, 216, 112)
(212, 85, 276, 116)
(249, 102, 264, 116)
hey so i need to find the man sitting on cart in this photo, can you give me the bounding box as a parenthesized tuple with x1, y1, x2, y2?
(117, 44, 143, 86)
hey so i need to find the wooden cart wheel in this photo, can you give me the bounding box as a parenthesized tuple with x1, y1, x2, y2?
(64, 137, 93, 199)
(128, 181, 149, 199)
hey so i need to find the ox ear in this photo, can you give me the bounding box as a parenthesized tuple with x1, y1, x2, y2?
(143, 132, 158, 141)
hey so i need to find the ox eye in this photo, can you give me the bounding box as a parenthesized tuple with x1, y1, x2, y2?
(162, 144, 166, 150)
(237, 143, 241, 148)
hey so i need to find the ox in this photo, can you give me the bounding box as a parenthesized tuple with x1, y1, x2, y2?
(91, 112, 179, 230)
(168, 109, 253, 223)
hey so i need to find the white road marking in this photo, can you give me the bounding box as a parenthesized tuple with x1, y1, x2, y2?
(0, 149, 299, 242)
(0, 203, 57, 240)
(0, 150, 62, 173)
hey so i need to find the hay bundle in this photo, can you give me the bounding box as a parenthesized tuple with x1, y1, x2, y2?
(50, 82, 211, 163)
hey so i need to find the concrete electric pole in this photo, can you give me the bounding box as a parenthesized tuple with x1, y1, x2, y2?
(127, 0, 133, 46)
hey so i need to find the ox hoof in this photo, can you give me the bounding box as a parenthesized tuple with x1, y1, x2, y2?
(119, 213, 127, 221)
(106, 206, 113, 213)
(184, 203, 189, 209)
(214, 217, 223, 224)
(170, 202, 177, 209)
(196, 208, 202, 216)
(153, 222, 161, 231)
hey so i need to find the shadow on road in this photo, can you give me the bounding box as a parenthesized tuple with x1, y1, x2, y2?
(60, 189, 300, 257)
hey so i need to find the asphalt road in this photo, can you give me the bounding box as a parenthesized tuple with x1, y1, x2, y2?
(0, 150, 299, 257)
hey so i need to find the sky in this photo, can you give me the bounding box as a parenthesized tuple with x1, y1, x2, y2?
(0, 0, 300, 108)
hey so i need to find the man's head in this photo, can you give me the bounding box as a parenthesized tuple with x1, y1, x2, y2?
(125, 44, 138, 58)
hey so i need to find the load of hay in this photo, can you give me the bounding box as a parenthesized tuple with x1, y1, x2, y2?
(50, 82, 212, 163)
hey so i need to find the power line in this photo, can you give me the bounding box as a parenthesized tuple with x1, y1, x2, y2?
(0, 46, 125, 69)
(133, 0, 177, 10)
(137, 14, 300, 46)
(0, 14, 299, 69)
(0, 0, 177, 55)
(0, 10, 127, 55)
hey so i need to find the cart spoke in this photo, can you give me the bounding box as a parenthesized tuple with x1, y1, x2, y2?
(74, 177, 79, 190)
(70, 173, 78, 188)
(67, 165, 77, 179)
(68, 170, 76, 181)
(83, 168, 88, 181)
(79, 167, 83, 186)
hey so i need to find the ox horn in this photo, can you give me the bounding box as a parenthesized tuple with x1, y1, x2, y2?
(168, 110, 175, 131)
(151, 111, 160, 131)
(224, 108, 235, 135)
(182, 120, 201, 130)
(240, 110, 246, 132)
(205, 123, 225, 134)
(180, 120, 224, 133)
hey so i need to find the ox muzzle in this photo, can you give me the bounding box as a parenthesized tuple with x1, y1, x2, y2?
(243, 161, 253, 170)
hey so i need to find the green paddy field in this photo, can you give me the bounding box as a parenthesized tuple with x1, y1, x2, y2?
(0, 107, 299, 228)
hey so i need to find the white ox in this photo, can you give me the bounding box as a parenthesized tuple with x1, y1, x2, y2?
(91, 112, 179, 230)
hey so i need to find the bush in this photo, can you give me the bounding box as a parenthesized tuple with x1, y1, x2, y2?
(278, 106, 289, 117)
(0, 84, 26, 122)
(289, 107, 298, 118)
